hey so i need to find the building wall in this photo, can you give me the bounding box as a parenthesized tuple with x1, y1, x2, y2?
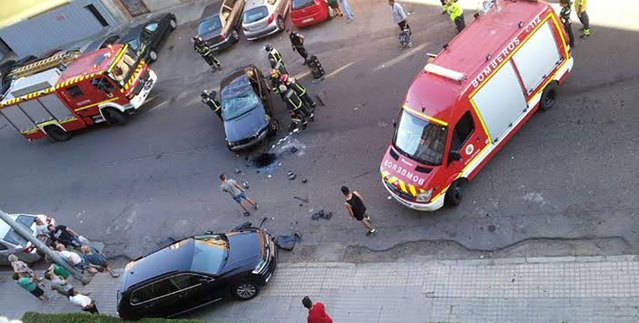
(0, 0, 119, 58)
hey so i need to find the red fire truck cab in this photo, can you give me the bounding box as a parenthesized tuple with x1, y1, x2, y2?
(380, 0, 573, 211)
(0, 44, 156, 142)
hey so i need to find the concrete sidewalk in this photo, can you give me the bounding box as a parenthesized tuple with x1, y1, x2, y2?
(2, 255, 639, 322)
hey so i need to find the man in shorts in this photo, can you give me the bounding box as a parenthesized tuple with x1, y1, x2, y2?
(14, 273, 48, 302)
(220, 174, 258, 216)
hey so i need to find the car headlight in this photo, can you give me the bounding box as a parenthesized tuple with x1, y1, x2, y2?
(252, 259, 268, 274)
(415, 189, 433, 203)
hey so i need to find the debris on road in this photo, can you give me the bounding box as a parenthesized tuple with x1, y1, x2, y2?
(311, 209, 333, 221)
(301, 178, 308, 184)
(287, 170, 297, 180)
(294, 196, 309, 203)
(242, 181, 250, 189)
(235, 168, 242, 174)
(275, 232, 303, 251)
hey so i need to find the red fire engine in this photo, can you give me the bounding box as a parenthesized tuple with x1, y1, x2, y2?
(380, 0, 573, 211)
(0, 44, 156, 142)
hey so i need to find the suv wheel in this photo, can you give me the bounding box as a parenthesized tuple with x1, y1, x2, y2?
(44, 125, 71, 142)
(233, 281, 258, 300)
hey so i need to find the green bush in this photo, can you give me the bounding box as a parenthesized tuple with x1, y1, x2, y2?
(21, 312, 203, 323)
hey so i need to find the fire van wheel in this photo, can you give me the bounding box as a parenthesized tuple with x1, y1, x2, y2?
(445, 179, 466, 207)
(44, 125, 71, 142)
(103, 108, 128, 126)
(539, 82, 558, 112)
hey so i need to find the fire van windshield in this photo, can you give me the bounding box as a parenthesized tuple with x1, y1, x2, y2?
(109, 49, 138, 87)
(393, 109, 447, 166)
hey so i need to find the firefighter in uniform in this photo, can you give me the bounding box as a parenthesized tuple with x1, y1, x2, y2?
(193, 36, 222, 72)
(279, 83, 311, 132)
(289, 31, 309, 65)
(282, 74, 316, 113)
(574, 0, 590, 38)
(201, 90, 222, 119)
(559, 0, 575, 48)
(265, 44, 287, 75)
(443, 0, 465, 33)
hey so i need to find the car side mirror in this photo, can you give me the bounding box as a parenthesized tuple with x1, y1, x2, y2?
(449, 150, 462, 162)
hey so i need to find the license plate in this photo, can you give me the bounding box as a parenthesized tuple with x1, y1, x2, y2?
(144, 79, 153, 90)
(303, 17, 314, 23)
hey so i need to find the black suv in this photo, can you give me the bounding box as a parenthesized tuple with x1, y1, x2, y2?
(117, 228, 276, 319)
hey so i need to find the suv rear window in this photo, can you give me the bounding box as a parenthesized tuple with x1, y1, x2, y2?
(243, 6, 269, 24)
(292, 0, 315, 10)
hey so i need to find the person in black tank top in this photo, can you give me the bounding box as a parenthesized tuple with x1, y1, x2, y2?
(341, 186, 376, 235)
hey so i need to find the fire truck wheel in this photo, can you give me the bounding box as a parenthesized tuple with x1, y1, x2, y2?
(44, 125, 71, 142)
(267, 119, 279, 137)
(539, 82, 558, 112)
(445, 179, 466, 207)
(149, 50, 158, 62)
(104, 108, 128, 126)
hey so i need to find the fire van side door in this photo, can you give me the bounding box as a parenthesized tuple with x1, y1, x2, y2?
(445, 110, 485, 182)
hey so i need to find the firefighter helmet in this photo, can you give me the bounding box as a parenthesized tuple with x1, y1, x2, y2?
(264, 43, 273, 52)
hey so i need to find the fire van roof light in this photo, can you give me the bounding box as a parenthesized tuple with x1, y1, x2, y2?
(424, 64, 465, 82)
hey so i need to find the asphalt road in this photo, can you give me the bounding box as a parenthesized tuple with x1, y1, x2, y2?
(1, 0, 638, 262)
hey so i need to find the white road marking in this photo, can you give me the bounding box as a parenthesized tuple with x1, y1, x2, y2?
(293, 71, 311, 80)
(325, 61, 357, 80)
(149, 100, 168, 112)
(374, 43, 427, 71)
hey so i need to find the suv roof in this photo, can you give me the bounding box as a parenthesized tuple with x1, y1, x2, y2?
(201, 3, 221, 18)
(121, 238, 196, 290)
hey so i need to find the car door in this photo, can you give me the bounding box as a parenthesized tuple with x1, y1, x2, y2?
(446, 111, 484, 182)
(169, 273, 224, 315)
(129, 276, 181, 317)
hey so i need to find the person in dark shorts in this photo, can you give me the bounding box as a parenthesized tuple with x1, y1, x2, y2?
(341, 186, 376, 235)
(327, 0, 343, 17)
(14, 273, 48, 302)
(220, 174, 258, 216)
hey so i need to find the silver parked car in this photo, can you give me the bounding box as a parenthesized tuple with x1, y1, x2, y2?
(0, 213, 55, 265)
(242, 0, 290, 40)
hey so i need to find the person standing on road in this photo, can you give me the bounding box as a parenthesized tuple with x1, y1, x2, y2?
(69, 290, 99, 314)
(193, 36, 222, 71)
(443, 0, 465, 33)
(289, 31, 309, 65)
(201, 90, 222, 118)
(338, 0, 354, 23)
(265, 44, 288, 75)
(341, 186, 376, 235)
(574, 0, 590, 38)
(560, 0, 575, 48)
(389, 0, 412, 47)
(302, 296, 333, 323)
(220, 174, 258, 217)
(327, 0, 343, 17)
(13, 273, 48, 302)
(8, 254, 39, 280)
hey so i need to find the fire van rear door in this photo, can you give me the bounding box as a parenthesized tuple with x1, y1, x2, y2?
(39, 94, 76, 123)
(18, 99, 55, 126)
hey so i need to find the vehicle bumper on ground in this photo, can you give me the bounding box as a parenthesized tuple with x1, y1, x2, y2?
(227, 126, 269, 151)
(128, 70, 157, 110)
(383, 181, 445, 212)
(244, 24, 280, 41)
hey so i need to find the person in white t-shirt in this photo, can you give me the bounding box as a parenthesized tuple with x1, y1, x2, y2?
(69, 290, 99, 314)
(55, 243, 86, 270)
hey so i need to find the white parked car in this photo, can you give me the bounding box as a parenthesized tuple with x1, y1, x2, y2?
(242, 0, 290, 40)
(0, 213, 55, 265)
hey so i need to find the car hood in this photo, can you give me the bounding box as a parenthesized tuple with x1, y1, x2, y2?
(224, 105, 268, 143)
(220, 231, 263, 273)
(199, 30, 223, 42)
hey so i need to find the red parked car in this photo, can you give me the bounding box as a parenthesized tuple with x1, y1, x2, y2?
(291, 0, 332, 28)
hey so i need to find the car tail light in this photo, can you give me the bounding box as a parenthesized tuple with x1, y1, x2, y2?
(267, 14, 275, 24)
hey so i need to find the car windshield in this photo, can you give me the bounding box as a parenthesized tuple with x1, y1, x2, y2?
(393, 109, 447, 166)
(127, 38, 141, 51)
(198, 16, 222, 35)
(190, 235, 228, 274)
(220, 76, 260, 120)
(292, 0, 315, 10)
(243, 6, 269, 24)
(3, 215, 34, 246)
(109, 48, 137, 86)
